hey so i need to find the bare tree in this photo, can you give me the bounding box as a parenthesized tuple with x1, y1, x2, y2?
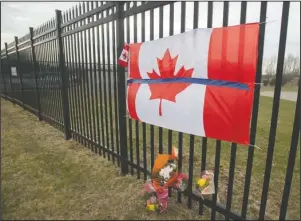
(263, 54, 300, 86)
(282, 54, 300, 85)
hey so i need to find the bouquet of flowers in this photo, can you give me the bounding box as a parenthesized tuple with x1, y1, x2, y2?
(146, 196, 162, 213)
(174, 173, 189, 192)
(195, 170, 215, 198)
(141, 146, 189, 213)
(151, 147, 179, 190)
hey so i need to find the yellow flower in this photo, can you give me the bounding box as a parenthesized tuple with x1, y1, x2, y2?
(197, 178, 207, 188)
(146, 204, 156, 211)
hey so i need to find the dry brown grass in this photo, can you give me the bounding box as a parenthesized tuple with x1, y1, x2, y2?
(1, 99, 208, 220)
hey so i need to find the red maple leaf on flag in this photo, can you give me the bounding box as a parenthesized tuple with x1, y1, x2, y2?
(147, 49, 194, 116)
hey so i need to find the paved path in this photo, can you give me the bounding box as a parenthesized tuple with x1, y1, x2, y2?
(261, 91, 298, 101)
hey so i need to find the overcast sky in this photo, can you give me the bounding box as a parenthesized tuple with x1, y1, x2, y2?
(1, 1, 300, 62)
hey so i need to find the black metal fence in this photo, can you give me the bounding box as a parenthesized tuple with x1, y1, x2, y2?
(1, 1, 300, 220)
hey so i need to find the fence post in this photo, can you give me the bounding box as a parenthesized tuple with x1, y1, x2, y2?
(1, 59, 7, 98)
(4, 43, 15, 105)
(14, 36, 25, 109)
(29, 27, 42, 121)
(116, 2, 129, 175)
(55, 9, 72, 140)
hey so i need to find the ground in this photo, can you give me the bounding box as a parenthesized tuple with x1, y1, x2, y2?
(124, 95, 300, 220)
(261, 91, 298, 101)
(1, 89, 300, 220)
(260, 84, 298, 101)
(1, 99, 206, 220)
(261, 84, 299, 93)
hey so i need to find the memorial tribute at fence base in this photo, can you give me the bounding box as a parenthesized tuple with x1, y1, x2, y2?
(141, 147, 188, 213)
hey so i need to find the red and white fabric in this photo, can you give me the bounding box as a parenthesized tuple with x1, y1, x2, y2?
(118, 43, 129, 67)
(125, 23, 259, 145)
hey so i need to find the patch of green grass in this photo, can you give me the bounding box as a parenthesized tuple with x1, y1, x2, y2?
(65, 82, 299, 220)
(125, 96, 300, 220)
(1, 99, 207, 220)
(15, 81, 300, 220)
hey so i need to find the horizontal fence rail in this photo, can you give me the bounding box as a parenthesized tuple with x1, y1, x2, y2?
(1, 1, 300, 221)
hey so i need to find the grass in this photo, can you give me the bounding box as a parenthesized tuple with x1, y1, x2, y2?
(1, 99, 207, 220)
(65, 81, 300, 220)
(125, 96, 300, 220)
(4, 79, 300, 220)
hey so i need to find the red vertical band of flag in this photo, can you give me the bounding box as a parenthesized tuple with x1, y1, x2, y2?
(204, 23, 259, 144)
(128, 43, 142, 120)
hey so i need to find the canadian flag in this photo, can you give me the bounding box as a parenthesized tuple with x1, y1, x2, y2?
(126, 23, 259, 145)
(118, 43, 129, 67)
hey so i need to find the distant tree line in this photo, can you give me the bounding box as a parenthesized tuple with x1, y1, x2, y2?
(262, 54, 300, 86)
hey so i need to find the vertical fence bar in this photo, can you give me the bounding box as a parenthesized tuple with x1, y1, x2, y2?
(83, 3, 93, 150)
(116, 1, 129, 175)
(56, 20, 64, 129)
(112, 5, 120, 166)
(46, 21, 54, 121)
(35, 30, 43, 117)
(84, 3, 93, 149)
(199, 138, 207, 214)
(241, 2, 267, 218)
(187, 135, 195, 209)
(1, 58, 7, 98)
(43, 23, 51, 120)
(41, 24, 50, 119)
(65, 11, 74, 138)
(52, 24, 59, 126)
(211, 2, 229, 220)
(158, 5, 164, 154)
(72, 9, 79, 139)
(42, 22, 51, 121)
(80, 3, 89, 147)
(132, 2, 140, 179)
(150, 7, 155, 169)
(225, 2, 247, 220)
(91, 3, 101, 154)
(167, 2, 174, 197)
(71, 7, 80, 142)
(67, 9, 75, 139)
(186, 1, 199, 210)
(76, 5, 85, 145)
(46, 22, 53, 122)
(177, 1, 186, 204)
(279, 80, 300, 220)
(96, 3, 105, 155)
(259, 2, 290, 219)
(101, 4, 110, 157)
(14, 36, 24, 109)
(55, 10, 71, 140)
(141, 6, 147, 180)
(107, 8, 115, 162)
(5, 43, 15, 105)
(73, 6, 81, 143)
(126, 2, 134, 175)
(199, 1, 212, 215)
(51, 24, 59, 126)
(88, 3, 97, 152)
